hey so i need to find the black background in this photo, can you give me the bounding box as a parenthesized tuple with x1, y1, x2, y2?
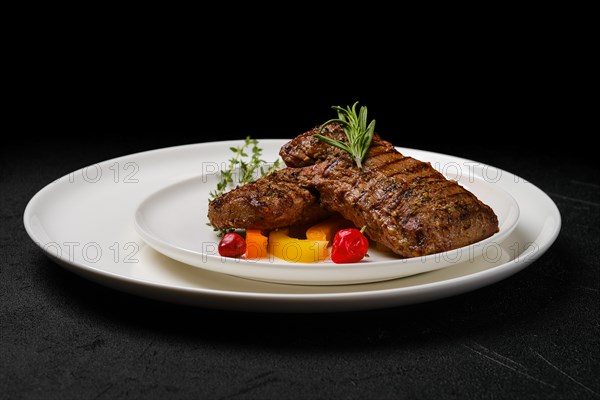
(2, 43, 598, 399)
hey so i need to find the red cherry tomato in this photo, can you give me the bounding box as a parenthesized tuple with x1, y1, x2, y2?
(218, 232, 246, 257)
(331, 228, 369, 263)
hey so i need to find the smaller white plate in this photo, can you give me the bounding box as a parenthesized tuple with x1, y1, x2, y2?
(134, 171, 519, 285)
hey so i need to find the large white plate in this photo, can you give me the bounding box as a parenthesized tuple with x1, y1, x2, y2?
(23, 140, 560, 312)
(134, 171, 519, 285)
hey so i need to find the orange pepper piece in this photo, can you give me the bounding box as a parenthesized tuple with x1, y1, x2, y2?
(245, 229, 268, 259)
(306, 215, 355, 244)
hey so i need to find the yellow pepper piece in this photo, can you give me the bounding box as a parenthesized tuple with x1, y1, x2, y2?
(268, 229, 328, 263)
(306, 215, 355, 243)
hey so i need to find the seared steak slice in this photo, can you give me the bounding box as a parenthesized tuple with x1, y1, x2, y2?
(208, 168, 330, 230)
(280, 125, 499, 257)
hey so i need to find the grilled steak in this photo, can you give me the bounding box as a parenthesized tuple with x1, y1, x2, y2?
(208, 124, 499, 258)
(208, 168, 330, 230)
(279, 125, 499, 257)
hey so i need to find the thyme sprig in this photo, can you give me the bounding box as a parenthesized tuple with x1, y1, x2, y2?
(208, 136, 281, 235)
(313, 101, 376, 169)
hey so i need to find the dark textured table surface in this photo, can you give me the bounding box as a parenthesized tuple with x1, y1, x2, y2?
(2, 92, 599, 399)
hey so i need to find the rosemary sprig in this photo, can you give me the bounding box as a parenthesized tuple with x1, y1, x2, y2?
(208, 136, 281, 235)
(313, 101, 376, 169)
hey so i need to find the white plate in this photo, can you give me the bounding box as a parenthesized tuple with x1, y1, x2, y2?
(23, 140, 560, 312)
(134, 172, 519, 285)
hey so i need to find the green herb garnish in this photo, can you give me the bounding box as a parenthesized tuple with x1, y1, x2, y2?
(313, 101, 376, 169)
(208, 136, 281, 235)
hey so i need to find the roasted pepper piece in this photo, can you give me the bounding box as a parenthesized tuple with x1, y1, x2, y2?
(245, 229, 268, 259)
(305, 215, 355, 243)
(268, 228, 328, 263)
